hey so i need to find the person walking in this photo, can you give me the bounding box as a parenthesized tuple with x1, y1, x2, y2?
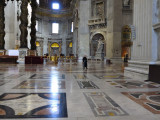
(83, 56, 88, 70)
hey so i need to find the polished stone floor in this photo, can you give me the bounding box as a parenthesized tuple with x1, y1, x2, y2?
(0, 61, 160, 120)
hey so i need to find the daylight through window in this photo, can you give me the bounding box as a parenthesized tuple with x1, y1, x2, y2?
(52, 3, 60, 10)
(52, 23, 59, 34)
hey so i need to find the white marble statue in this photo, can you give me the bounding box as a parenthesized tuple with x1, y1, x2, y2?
(96, 37, 104, 52)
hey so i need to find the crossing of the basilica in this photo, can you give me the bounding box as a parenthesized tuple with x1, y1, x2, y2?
(0, 0, 160, 119)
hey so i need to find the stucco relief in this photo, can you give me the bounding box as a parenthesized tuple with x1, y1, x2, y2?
(91, 0, 105, 18)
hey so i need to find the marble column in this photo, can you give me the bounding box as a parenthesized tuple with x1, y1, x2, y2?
(19, 0, 28, 48)
(0, 0, 6, 50)
(30, 0, 37, 50)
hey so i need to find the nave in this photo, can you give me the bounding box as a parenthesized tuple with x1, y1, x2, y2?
(0, 62, 160, 120)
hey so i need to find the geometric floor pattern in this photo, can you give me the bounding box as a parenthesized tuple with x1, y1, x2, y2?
(84, 92, 128, 116)
(74, 74, 88, 79)
(94, 74, 130, 79)
(0, 62, 160, 120)
(29, 74, 65, 79)
(77, 81, 99, 89)
(2, 74, 25, 79)
(0, 80, 11, 86)
(0, 93, 67, 118)
(108, 80, 158, 89)
(13, 80, 66, 89)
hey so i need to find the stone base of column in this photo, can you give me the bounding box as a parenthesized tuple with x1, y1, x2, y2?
(0, 50, 6, 56)
(124, 60, 150, 80)
(28, 50, 37, 56)
(18, 48, 28, 63)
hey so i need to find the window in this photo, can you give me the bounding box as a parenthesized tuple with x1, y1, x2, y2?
(36, 20, 38, 31)
(36, 0, 40, 4)
(52, 23, 59, 34)
(71, 22, 74, 32)
(52, 3, 60, 10)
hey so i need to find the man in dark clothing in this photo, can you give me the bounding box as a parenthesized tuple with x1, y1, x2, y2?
(83, 56, 88, 70)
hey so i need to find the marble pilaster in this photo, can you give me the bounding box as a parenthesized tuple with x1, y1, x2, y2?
(78, 0, 90, 58)
(124, 0, 158, 80)
(106, 0, 123, 60)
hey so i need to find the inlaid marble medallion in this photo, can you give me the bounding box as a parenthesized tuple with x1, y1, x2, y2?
(84, 92, 128, 116)
(77, 81, 99, 89)
(29, 74, 65, 79)
(0, 93, 67, 118)
(13, 80, 65, 89)
(122, 92, 160, 114)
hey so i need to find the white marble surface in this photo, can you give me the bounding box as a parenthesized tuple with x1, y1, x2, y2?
(0, 61, 159, 120)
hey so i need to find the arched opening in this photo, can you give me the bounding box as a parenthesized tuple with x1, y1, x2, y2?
(36, 41, 40, 47)
(68, 42, 73, 56)
(51, 43, 60, 56)
(90, 33, 105, 59)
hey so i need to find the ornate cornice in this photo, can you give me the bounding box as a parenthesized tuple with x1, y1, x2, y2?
(88, 18, 107, 30)
(89, 23, 107, 30)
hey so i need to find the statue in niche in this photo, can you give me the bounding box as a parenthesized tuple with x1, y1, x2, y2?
(96, 37, 104, 52)
(123, 0, 130, 6)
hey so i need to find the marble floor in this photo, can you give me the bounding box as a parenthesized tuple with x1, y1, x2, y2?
(0, 61, 160, 120)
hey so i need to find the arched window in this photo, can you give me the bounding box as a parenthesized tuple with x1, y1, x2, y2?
(51, 43, 59, 48)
